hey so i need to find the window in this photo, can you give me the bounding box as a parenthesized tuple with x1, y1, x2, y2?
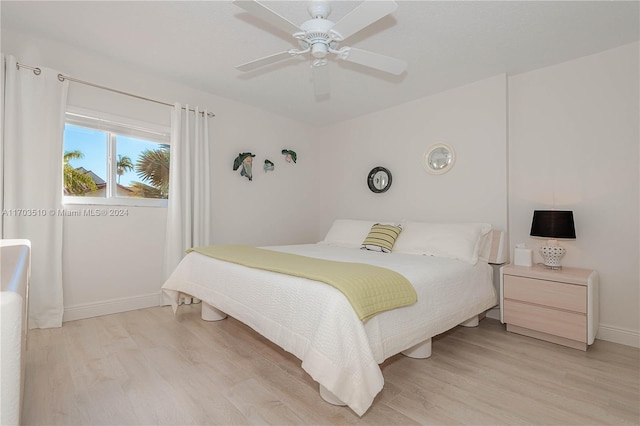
(63, 107, 170, 207)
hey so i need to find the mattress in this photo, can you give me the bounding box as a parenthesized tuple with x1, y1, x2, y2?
(162, 244, 497, 416)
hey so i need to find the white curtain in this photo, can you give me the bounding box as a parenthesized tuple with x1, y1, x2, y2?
(2, 55, 69, 328)
(164, 103, 211, 283)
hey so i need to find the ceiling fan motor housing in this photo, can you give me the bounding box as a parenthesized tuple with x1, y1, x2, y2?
(299, 18, 336, 59)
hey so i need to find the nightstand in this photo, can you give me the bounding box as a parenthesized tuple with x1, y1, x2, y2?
(500, 264, 599, 351)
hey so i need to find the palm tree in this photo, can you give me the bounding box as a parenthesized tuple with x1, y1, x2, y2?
(116, 154, 134, 184)
(63, 150, 97, 195)
(131, 145, 170, 199)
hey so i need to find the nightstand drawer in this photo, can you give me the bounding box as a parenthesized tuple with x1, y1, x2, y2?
(503, 300, 586, 342)
(504, 275, 587, 313)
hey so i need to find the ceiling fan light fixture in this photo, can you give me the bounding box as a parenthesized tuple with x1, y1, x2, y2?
(311, 42, 328, 58)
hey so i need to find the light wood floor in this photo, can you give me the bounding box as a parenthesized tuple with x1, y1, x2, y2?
(23, 304, 639, 425)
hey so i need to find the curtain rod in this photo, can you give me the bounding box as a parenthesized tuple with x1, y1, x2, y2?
(16, 61, 215, 118)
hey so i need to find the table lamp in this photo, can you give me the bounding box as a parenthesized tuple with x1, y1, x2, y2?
(530, 210, 576, 269)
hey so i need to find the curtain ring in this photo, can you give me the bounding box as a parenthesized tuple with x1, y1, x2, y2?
(58, 74, 65, 82)
(33, 68, 41, 76)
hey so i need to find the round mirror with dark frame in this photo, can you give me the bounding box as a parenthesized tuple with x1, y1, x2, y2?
(367, 167, 392, 193)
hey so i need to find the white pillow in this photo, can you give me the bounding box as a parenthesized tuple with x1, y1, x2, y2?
(393, 221, 492, 264)
(321, 219, 377, 248)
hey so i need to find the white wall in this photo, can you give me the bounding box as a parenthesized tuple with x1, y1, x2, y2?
(314, 75, 509, 237)
(508, 42, 639, 347)
(2, 29, 322, 320)
(61, 207, 167, 319)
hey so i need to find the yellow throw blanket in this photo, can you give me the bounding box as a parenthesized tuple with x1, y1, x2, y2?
(188, 245, 417, 321)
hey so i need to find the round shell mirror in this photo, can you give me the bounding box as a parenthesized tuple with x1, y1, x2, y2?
(424, 143, 455, 175)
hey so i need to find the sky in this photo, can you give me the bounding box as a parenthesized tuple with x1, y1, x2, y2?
(63, 124, 161, 187)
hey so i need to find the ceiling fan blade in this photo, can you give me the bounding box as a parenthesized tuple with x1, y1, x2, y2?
(312, 63, 330, 96)
(330, 0, 398, 40)
(340, 47, 407, 75)
(236, 51, 294, 72)
(234, 0, 301, 35)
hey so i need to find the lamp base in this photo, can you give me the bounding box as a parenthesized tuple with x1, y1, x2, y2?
(539, 245, 566, 269)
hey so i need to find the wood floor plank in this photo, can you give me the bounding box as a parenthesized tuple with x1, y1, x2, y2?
(22, 332, 83, 426)
(226, 378, 307, 425)
(140, 346, 248, 425)
(443, 332, 639, 424)
(23, 304, 640, 425)
(114, 347, 208, 425)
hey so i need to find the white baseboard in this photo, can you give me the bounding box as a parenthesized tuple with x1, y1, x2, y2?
(63, 292, 163, 322)
(484, 308, 639, 348)
(596, 324, 640, 348)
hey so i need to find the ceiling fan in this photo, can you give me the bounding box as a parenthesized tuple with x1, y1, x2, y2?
(234, 0, 407, 96)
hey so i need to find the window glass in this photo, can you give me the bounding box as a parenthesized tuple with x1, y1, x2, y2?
(63, 124, 107, 197)
(116, 136, 169, 199)
(62, 109, 170, 207)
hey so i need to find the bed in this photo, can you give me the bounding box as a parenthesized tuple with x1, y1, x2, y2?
(162, 220, 507, 416)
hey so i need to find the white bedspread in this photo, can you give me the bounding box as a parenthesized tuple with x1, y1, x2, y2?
(162, 244, 497, 416)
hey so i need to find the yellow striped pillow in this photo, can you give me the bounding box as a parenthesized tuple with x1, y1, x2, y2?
(361, 224, 402, 253)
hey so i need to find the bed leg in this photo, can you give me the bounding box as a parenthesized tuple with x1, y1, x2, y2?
(460, 315, 479, 327)
(401, 338, 432, 359)
(319, 384, 346, 406)
(201, 302, 227, 321)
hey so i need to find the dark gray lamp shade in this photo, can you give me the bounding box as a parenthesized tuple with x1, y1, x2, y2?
(530, 210, 576, 239)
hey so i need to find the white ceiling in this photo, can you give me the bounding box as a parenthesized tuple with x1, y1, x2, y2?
(2, 1, 639, 126)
